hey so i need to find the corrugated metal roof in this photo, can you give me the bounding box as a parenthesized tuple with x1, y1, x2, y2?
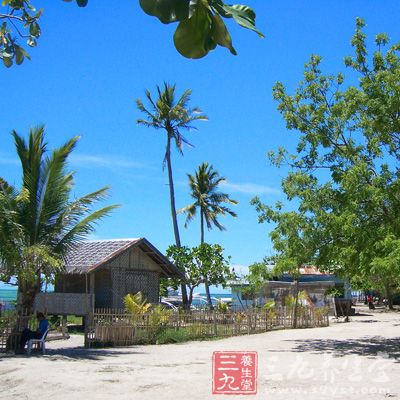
(63, 238, 182, 278)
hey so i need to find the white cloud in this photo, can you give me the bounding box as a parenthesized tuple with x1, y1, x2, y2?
(69, 154, 148, 169)
(221, 181, 280, 195)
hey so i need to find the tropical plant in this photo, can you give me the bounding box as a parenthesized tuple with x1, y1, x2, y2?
(0, 1, 261, 67)
(139, 0, 263, 59)
(263, 300, 275, 310)
(253, 19, 400, 309)
(241, 259, 272, 307)
(148, 304, 173, 339)
(179, 162, 237, 307)
(0, 126, 118, 312)
(166, 243, 233, 306)
(215, 299, 229, 313)
(263, 300, 277, 321)
(137, 82, 207, 307)
(124, 292, 152, 318)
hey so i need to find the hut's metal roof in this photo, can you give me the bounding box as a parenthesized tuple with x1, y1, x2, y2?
(63, 238, 182, 278)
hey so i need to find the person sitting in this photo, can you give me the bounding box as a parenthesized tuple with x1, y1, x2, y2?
(367, 295, 375, 310)
(18, 312, 49, 353)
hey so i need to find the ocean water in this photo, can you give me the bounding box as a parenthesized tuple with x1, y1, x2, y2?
(0, 289, 17, 311)
(0, 289, 17, 302)
(0, 289, 230, 308)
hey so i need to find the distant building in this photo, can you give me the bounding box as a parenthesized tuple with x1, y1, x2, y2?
(231, 265, 351, 310)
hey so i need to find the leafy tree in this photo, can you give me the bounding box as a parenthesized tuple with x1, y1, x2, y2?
(1, 0, 261, 68)
(250, 202, 316, 326)
(124, 292, 152, 318)
(179, 162, 237, 307)
(136, 82, 207, 307)
(139, 0, 263, 59)
(240, 258, 271, 307)
(0, 126, 118, 312)
(0, 0, 85, 68)
(253, 18, 400, 309)
(166, 243, 233, 306)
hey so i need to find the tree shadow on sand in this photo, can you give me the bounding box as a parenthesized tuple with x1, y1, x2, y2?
(3, 346, 148, 361)
(285, 336, 400, 361)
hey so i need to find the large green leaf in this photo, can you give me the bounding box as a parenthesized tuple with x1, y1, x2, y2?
(214, 2, 264, 38)
(14, 46, 24, 65)
(173, 3, 215, 59)
(139, 0, 193, 24)
(2, 55, 12, 68)
(211, 14, 236, 55)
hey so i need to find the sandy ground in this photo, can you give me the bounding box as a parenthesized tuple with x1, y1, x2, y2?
(0, 306, 399, 400)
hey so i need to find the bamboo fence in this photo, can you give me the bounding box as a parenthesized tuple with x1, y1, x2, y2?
(0, 312, 37, 353)
(85, 306, 329, 348)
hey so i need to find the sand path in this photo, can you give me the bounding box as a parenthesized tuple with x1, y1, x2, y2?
(1, 306, 399, 400)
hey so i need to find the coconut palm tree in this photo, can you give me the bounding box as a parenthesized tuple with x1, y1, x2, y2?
(0, 126, 118, 312)
(136, 82, 207, 307)
(179, 162, 238, 307)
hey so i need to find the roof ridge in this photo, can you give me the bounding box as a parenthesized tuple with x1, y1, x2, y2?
(84, 238, 141, 243)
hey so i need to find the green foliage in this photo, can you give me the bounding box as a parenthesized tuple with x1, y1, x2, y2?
(155, 327, 192, 344)
(263, 300, 277, 319)
(263, 300, 275, 310)
(124, 293, 173, 340)
(325, 286, 344, 298)
(1, 0, 261, 68)
(139, 0, 263, 59)
(284, 291, 307, 309)
(254, 19, 400, 304)
(136, 82, 207, 248)
(136, 83, 208, 161)
(179, 162, 238, 242)
(179, 161, 237, 307)
(0, 0, 41, 67)
(0, 126, 118, 309)
(124, 292, 152, 317)
(240, 259, 271, 302)
(166, 243, 233, 305)
(215, 298, 230, 313)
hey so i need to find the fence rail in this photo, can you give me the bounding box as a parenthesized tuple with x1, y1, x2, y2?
(0, 313, 37, 353)
(85, 306, 330, 348)
(0, 306, 330, 352)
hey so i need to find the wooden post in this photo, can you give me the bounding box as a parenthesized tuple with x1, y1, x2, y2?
(62, 315, 68, 338)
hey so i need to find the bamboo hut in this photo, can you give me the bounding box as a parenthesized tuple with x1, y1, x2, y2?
(54, 238, 182, 309)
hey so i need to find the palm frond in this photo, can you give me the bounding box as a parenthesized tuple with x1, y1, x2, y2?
(180, 162, 238, 236)
(55, 204, 119, 255)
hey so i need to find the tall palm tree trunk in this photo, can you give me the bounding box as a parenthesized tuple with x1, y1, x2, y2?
(19, 281, 40, 314)
(200, 210, 213, 309)
(165, 136, 188, 307)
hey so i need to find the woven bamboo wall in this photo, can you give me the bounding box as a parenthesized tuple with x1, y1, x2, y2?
(34, 292, 94, 315)
(94, 268, 112, 308)
(108, 247, 161, 308)
(55, 246, 163, 309)
(55, 274, 86, 293)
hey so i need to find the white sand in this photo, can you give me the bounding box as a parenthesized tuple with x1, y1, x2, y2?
(0, 306, 399, 400)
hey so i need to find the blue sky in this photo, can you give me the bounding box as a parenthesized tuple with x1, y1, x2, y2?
(1, 1, 399, 291)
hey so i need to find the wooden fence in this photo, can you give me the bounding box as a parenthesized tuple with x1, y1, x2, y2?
(85, 306, 330, 348)
(0, 312, 37, 353)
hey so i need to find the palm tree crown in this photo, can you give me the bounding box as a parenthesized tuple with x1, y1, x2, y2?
(0, 126, 118, 310)
(136, 82, 207, 308)
(136, 82, 207, 167)
(180, 162, 238, 243)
